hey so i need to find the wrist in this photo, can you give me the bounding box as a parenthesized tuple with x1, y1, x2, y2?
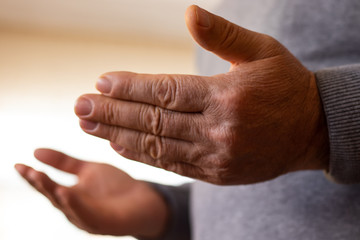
(134, 181, 170, 239)
(301, 72, 330, 171)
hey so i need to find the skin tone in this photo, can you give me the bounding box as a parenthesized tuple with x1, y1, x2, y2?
(74, 5, 329, 185)
(15, 149, 168, 238)
(15, 5, 330, 238)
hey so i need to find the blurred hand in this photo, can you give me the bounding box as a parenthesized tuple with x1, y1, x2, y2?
(74, 5, 329, 185)
(15, 148, 168, 238)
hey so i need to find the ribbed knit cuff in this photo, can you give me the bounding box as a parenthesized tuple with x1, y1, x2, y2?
(315, 64, 360, 184)
(137, 183, 191, 240)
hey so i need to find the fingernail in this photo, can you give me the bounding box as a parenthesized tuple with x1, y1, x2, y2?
(79, 120, 98, 131)
(75, 97, 93, 116)
(96, 77, 112, 94)
(195, 6, 211, 28)
(110, 142, 124, 152)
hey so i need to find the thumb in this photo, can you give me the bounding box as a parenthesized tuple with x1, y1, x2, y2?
(185, 5, 286, 64)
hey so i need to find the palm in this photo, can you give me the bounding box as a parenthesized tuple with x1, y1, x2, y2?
(75, 162, 136, 198)
(15, 149, 168, 238)
(68, 162, 142, 235)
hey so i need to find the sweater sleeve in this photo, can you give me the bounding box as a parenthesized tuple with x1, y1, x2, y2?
(315, 64, 360, 184)
(137, 183, 191, 240)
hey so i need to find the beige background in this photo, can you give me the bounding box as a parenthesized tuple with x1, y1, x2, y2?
(0, 0, 221, 239)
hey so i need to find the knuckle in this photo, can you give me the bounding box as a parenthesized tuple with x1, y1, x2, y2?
(210, 81, 245, 114)
(152, 107, 163, 135)
(141, 105, 163, 136)
(209, 124, 237, 148)
(228, 88, 245, 108)
(113, 71, 136, 98)
(102, 101, 118, 124)
(152, 75, 178, 108)
(218, 23, 240, 51)
(108, 125, 121, 143)
(142, 134, 164, 160)
(127, 78, 136, 99)
(139, 105, 152, 133)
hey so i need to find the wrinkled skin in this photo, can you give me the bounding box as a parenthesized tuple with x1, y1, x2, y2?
(15, 5, 330, 239)
(74, 5, 329, 185)
(15, 149, 168, 238)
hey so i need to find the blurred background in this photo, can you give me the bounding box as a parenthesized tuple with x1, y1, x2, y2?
(0, 0, 221, 239)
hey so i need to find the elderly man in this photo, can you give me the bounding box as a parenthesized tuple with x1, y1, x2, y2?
(16, 1, 360, 239)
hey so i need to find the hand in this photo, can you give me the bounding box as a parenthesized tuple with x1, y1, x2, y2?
(74, 5, 329, 185)
(15, 149, 168, 238)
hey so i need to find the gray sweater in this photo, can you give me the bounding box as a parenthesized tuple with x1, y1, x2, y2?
(148, 1, 360, 239)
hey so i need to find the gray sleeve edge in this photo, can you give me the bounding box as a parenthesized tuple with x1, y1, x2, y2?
(315, 64, 360, 184)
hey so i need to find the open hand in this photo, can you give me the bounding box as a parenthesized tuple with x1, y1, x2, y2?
(74, 5, 329, 185)
(15, 149, 168, 238)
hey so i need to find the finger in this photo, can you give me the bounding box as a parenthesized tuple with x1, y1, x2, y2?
(111, 145, 205, 179)
(80, 121, 199, 163)
(34, 148, 86, 174)
(95, 71, 210, 112)
(15, 164, 63, 209)
(185, 5, 286, 64)
(15, 164, 85, 228)
(75, 94, 205, 141)
(112, 147, 235, 185)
